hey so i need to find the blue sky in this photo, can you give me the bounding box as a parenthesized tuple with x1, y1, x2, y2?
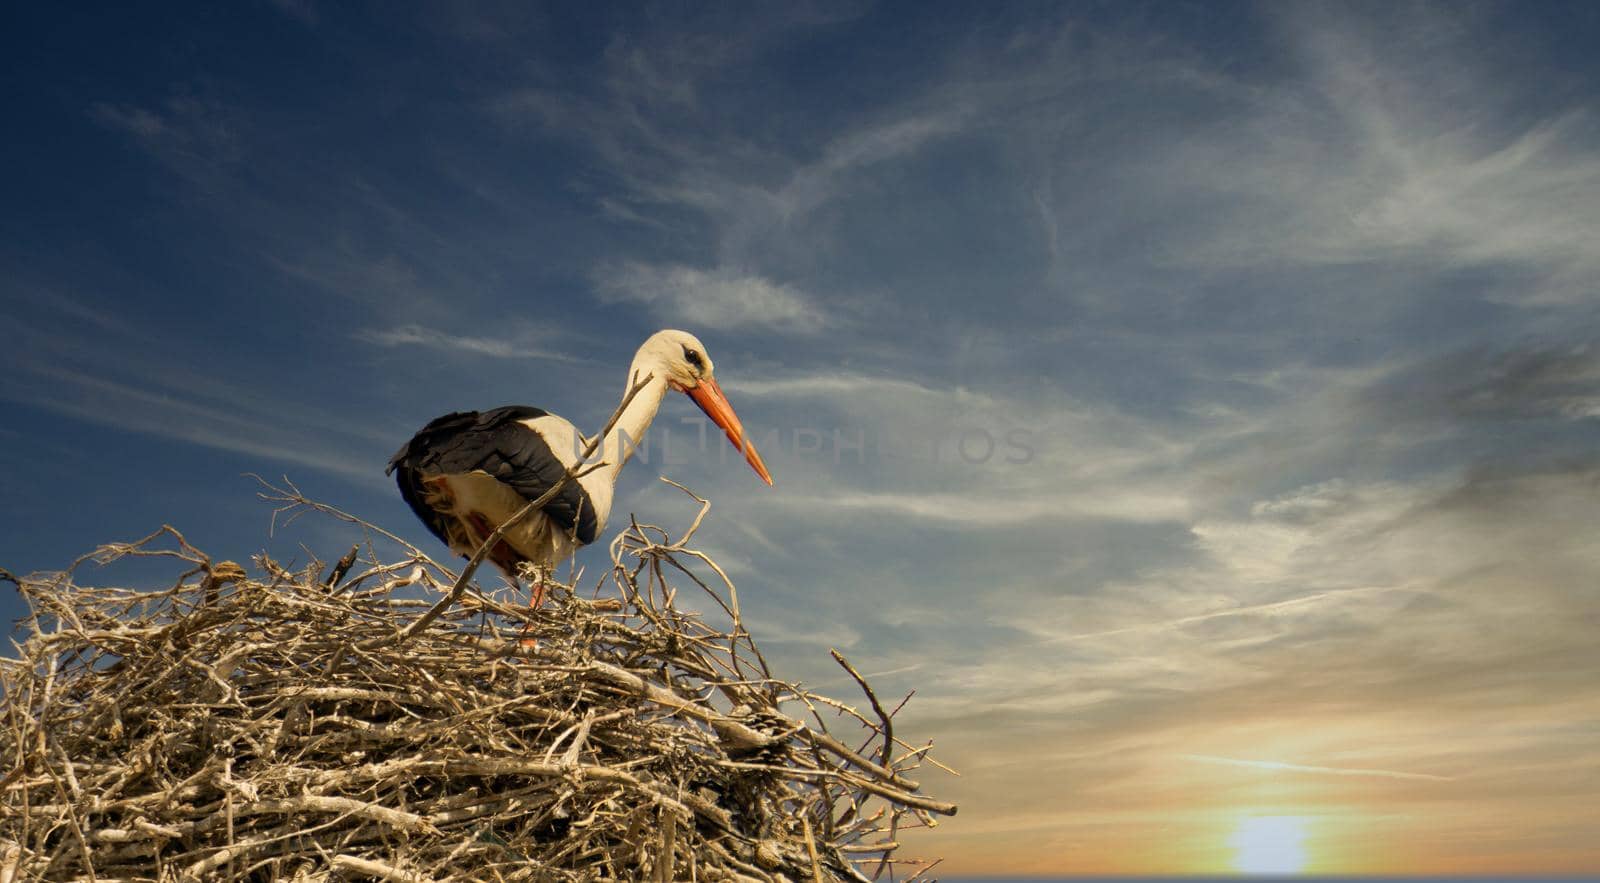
(4, 2, 1600, 875)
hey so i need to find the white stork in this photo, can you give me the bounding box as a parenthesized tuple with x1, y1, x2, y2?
(386, 329, 772, 601)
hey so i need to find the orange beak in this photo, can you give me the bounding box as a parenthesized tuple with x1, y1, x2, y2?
(686, 375, 774, 485)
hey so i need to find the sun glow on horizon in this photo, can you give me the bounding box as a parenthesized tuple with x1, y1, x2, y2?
(1230, 815, 1310, 875)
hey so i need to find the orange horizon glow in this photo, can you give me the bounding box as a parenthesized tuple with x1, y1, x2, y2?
(895, 725, 1600, 878)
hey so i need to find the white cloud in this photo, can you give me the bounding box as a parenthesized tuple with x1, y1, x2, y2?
(1083, 9, 1600, 309)
(355, 324, 579, 361)
(1183, 754, 1456, 782)
(0, 363, 380, 485)
(88, 102, 166, 139)
(769, 110, 970, 222)
(792, 486, 1192, 526)
(87, 96, 242, 172)
(594, 261, 827, 332)
(722, 371, 1005, 413)
(0, 308, 393, 487)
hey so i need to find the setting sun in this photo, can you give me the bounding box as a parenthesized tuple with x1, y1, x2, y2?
(1230, 815, 1310, 875)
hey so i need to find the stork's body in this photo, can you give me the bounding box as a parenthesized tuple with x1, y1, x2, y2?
(387, 330, 771, 588)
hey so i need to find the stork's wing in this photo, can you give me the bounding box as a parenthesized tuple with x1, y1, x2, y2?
(386, 405, 600, 548)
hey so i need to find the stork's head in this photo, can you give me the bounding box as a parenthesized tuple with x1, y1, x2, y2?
(638, 329, 774, 485)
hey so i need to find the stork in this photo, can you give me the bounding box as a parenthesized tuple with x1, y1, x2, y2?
(386, 329, 772, 603)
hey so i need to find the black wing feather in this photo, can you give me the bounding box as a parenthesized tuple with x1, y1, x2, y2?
(386, 405, 599, 549)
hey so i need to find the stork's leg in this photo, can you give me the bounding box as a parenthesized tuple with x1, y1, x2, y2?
(513, 562, 554, 649)
(462, 511, 545, 646)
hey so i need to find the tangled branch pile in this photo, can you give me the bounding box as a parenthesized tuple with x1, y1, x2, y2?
(0, 484, 954, 882)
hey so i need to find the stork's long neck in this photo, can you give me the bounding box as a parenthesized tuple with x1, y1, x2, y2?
(593, 355, 670, 486)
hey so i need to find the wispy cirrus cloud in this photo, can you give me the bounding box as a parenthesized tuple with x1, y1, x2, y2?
(484, 22, 972, 325)
(0, 297, 390, 486)
(722, 371, 998, 406)
(88, 96, 243, 181)
(88, 102, 166, 139)
(1360, 342, 1600, 425)
(593, 261, 827, 333)
(1031, 4, 1600, 313)
(787, 486, 1192, 526)
(355, 324, 580, 361)
(1183, 754, 1456, 782)
(0, 361, 382, 484)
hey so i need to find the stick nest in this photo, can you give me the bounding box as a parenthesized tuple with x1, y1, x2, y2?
(0, 482, 954, 882)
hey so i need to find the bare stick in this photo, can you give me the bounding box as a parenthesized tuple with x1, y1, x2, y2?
(331, 855, 438, 883)
(831, 650, 894, 772)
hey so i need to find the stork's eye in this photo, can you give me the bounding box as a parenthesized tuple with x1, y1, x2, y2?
(682, 346, 705, 371)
